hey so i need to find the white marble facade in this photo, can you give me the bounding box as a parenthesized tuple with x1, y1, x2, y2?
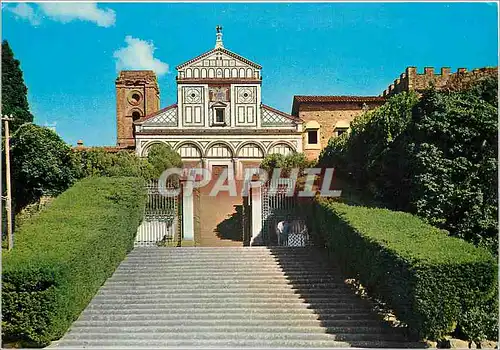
(134, 28, 303, 179)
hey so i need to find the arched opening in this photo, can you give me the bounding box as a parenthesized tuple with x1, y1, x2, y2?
(269, 142, 295, 156)
(131, 93, 141, 104)
(132, 111, 141, 121)
(141, 141, 166, 157)
(176, 142, 203, 171)
(206, 143, 233, 158)
(238, 143, 265, 158)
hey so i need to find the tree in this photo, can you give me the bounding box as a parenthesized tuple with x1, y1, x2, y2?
(2, 40, 33, 132)
(260, 152, 311, 177)
(11, 124, 75, 211)
(146, 143, 183, 179)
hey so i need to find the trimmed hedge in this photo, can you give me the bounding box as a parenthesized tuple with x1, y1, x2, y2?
(2, 177, 146, 346)
(306, 198, 497, 341)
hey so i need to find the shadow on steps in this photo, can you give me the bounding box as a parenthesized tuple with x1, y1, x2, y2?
(268, 246, 429, 349)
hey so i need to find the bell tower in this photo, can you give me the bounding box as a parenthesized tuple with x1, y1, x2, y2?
(115, 70, 160, 147)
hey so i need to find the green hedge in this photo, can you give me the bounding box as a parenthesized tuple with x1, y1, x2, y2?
(306, 198, 497, 341)
(2, 177, 146, 346)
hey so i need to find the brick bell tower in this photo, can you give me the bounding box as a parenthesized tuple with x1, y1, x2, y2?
(115, 70, 160, 147)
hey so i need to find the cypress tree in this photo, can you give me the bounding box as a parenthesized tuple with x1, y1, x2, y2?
(2, 40, 34, 132)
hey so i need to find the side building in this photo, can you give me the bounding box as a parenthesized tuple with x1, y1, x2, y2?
(294, 65, 497, 160)
(291, 96, 385, 160)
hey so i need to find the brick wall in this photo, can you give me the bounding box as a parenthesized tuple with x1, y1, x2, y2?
(298, 101, 384, 160)
(116, 71, 160, 147)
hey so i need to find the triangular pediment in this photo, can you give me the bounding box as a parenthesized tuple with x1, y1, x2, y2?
(176, 47, 261, 71)
(211, 101, 228, 108)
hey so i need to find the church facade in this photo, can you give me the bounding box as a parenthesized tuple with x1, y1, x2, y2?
(115, 28, 303, 180)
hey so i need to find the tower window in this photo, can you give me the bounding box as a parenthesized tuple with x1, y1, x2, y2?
(131, 93, 141, 104)
(132, 111, 141, 121)
(215, 109, 225, 124)
(307, 130, 318, 144)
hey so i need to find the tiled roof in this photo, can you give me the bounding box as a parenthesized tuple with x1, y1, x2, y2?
(135, 103, 178, 123)
(294, 95, 386, 103)
(292, 95, 386, 116)
(73, 146, 133, 153)
(176, 47, 262, 69)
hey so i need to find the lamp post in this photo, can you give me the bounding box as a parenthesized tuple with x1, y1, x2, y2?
(2, 114, 14, 250)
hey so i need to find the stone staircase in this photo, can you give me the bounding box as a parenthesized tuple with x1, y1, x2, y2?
(51, 247, 427, 348)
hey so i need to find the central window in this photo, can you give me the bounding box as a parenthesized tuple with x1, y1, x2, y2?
(215, 108, 225, 124)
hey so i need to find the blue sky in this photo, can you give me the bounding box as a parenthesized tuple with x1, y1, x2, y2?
(2, 2, 498, 146)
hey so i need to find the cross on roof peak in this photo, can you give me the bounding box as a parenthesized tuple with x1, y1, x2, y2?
(215, 25, 224, 49)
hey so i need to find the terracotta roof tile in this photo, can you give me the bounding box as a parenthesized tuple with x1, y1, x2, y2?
(294, 95, 386, 103)
(292, 95, 386, 115)
(72, 146, 133, 153)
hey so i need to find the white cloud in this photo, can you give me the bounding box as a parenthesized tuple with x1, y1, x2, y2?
(5, 3, 41, 25)
(113, 36, 169, 76)
(5, 3, 116, 27)
(38, 3, 116, 27)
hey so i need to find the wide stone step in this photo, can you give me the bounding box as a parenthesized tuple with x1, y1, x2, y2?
(99, 284, 352, 292)
(93, 291, 355, 298)
(116, 262, 337, 267)
(110, 271, 343, 278)
(79, 309, 376, 318)
(97, 284, 352, 292)
(74, 316, 383, 326)
(105, 277, 345, 285)
(97, 286, 356, 294)
(123, 254, 325, 259)
(52, 338, 424, 349)
(67, 324, 401, 334)
(117, 264, 335, 271)
(124, 258, 324, 262)
(120, 262, 331, 268)
(62, 330, 406, 342)
(124, 255, 323, 261)
(124, 254, 295, 258)
(85, 297, 368, 309)
(83, 307, 372, 315)
(51, 338, 353, 348)
(90, 296, 362, 305)
(103, 278, 347, 286)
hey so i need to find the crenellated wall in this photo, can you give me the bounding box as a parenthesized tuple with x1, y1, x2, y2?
(382, 66, 498, 97)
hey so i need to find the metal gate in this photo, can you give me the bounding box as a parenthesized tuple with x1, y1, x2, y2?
(260, 180, 309, 247)
(134, 180, 181, 247)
